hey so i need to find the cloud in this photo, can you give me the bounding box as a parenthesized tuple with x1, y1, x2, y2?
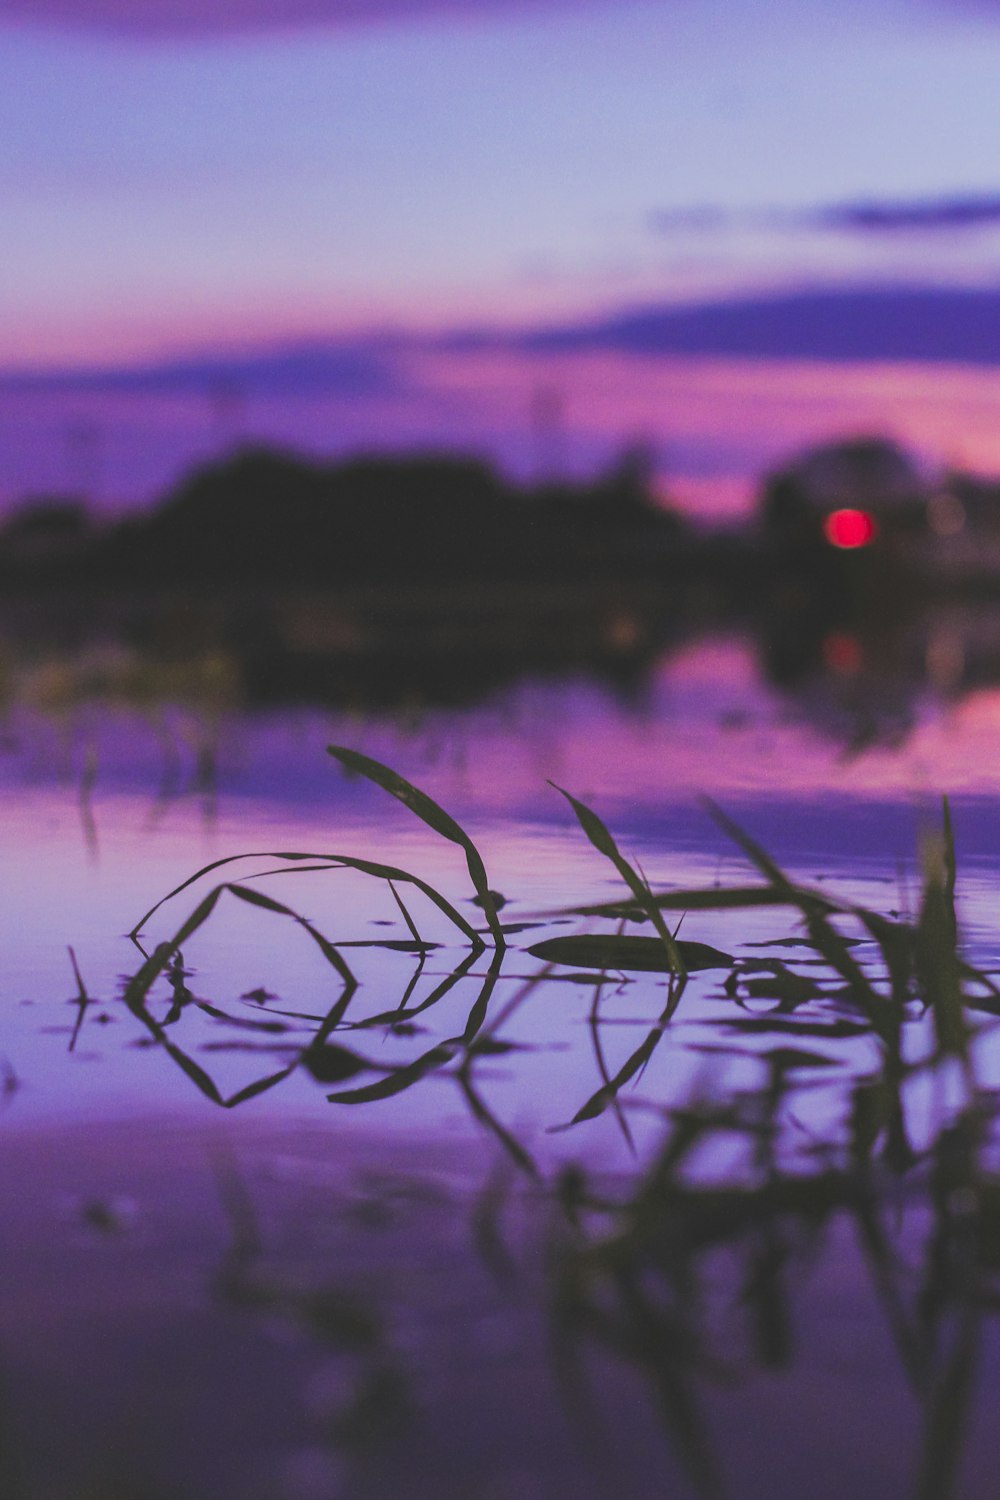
(806, 194, 1000, 233)
(11, 284, 1000, 395)
(651, 193, 1000, 241)
(514, 286, 1000, 364)
(1, 0, 572, 38)
(649, 206, 742, 234)
(0, 339, 405, 398)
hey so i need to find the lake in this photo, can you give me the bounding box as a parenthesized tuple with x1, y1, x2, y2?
(4, 622, 1000, 1499)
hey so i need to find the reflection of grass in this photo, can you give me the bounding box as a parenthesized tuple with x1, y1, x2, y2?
(212, 1145, 413, 1466)
(3, 645, 239, 844)
(549, 1025, 1000, 1500)
(124, 881, 359, 1108)
(120, 750, 1000, 1173)
(538, 796, 998, 1500)
(108, 754, 1000, 1498)
(124, 750, 512, 1114)
(125, 752, 997, 1104)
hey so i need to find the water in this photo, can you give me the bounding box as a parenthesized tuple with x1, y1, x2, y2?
(4, 631, 1000, 1498)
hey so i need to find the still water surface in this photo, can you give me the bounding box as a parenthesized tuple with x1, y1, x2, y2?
(4, 633, 1000, 1499)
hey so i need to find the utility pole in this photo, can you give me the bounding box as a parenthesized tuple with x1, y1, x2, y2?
(530, 384, 565, 484)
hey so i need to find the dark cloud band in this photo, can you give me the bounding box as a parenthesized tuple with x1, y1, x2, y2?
(810, 195, 1000, 233)
(651, 193, 1000, 238)
(1, 0, 566, 37)
(516, 286, 1000, 364)
(8, 286, 1000, 388)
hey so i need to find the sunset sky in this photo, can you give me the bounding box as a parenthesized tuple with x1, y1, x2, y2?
(5, 0, 1000, 514)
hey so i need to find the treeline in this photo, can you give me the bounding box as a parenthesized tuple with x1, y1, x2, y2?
(0, 447, 690, 590)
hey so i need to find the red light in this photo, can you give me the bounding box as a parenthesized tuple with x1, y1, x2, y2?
(823, 508, 878, 549)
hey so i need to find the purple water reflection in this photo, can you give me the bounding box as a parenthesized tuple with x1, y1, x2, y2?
(5, 631, 1000, 1132)
(5, 631, 1000, 1499)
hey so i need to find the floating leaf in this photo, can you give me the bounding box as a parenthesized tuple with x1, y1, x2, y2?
(528, 935, 731, 973)
(766, 1046, 839, 1071)
(301, 1042, 373, 1084)
(723, 1017, 869, 1039)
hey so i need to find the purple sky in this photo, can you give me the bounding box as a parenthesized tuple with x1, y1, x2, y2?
(4, 0, 585, 36)
(7, 0, 1000, 363)
(4, 0, 1000, 512)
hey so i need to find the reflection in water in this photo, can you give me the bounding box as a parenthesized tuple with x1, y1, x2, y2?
(213, 1148, 414, 1481)
(12, 616, 1000, 1493)
(12, 590, 1000, 825)
(17, 771, 988, 1496)
(551, 1083, 996, 1500)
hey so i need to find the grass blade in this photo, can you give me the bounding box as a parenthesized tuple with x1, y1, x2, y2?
(131, 848, 481, 949)
(550, 784, 685, 976)
(328, 745, 504, 950)
(915, 803, 968, 1065)
(568, 885, 807, 919)
(705, 799, 889, 1041)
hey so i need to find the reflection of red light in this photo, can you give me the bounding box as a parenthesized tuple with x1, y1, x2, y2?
(823, 508, 878, 548)
(823, 631, 863, 675)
